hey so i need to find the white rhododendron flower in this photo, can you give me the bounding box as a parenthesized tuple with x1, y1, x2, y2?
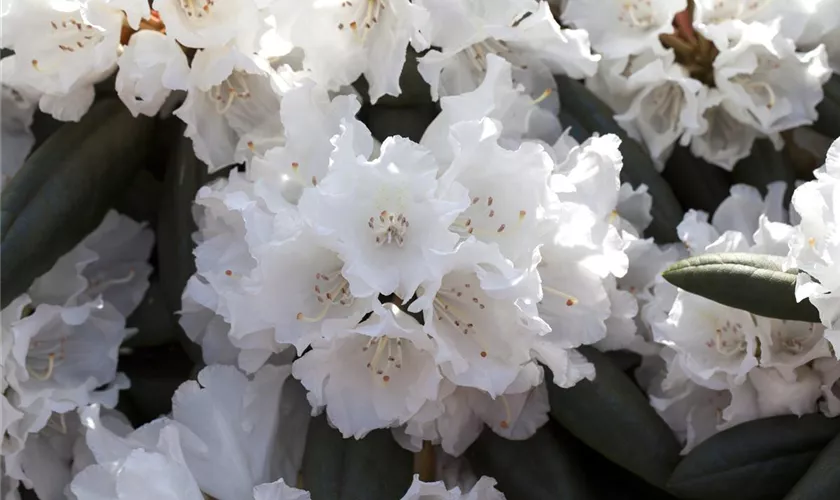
(563, 0, 688, 59)
(174, 48, 296, 172)
(0, 0, 149, 120)
(578, 0, 831, 169)
(152, 0, 264, 51)
(646, 181, 837, 451)
(272, 0, 430, 103)
(115, 30, 190, 117)
(786, 139, 840, 348)
(401, 474, 506, 500)
(705, 21, 829, 137)
(298, 131, 469, 299)
(1, 211, 152, 495)
(293, 303, 442, 438)
(416, 0, 598, 99)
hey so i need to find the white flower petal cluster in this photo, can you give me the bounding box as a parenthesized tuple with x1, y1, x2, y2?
(1, 0, 150, 121)
(69, 366, 505, 500)
(643, 182, 840, 453)
(786, 138, 840, 348)
(416, 0, 599, 100)
(181, 58, 637, 453)
(70, 364, 310, 500)
(1, 211, 153, 497)
(1, 0, 599, 179)
(568, 0, 832, 169)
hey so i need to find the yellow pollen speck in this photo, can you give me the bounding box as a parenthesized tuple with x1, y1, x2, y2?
(809, 237, 816, 248)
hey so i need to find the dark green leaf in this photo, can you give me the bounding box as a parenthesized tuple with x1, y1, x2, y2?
(125, 280, 178, 348)
(114, 169, 164, 227)
(662, 146, 732, 214)
(156, 128, 207, 317)
(466, 425, 594, 500)
(813, 76, 840, 139)
(340, 428, 413, 500)
(302, 415, 346, 500)
(783, 431, 840, 500)
(667, 414, 840, 500)
(547, 346, 681, 487)
(118, 344, 194, 424)
(662, 253, 820, 323)
(1, 99, 153, 308)
(555, 75, 683, 243)
(302, 415, 413, 500)
(732, 139, 795, 205)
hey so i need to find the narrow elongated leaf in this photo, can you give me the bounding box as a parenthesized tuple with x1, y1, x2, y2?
(547, 346, 681, 487)
(156, 128, 208, 316)
(1, 99, 153, 308)
(466, 425, 594, 500)
(340, 428, 414, 500)
(302, 415, 345, 500)
(813, 76, 840, 139)
(555, 75, 683, 243)
(783, 431, 840, 500)
(662, 253, 820, 323)
(124, 280, 178, 348)
(732, 139, 795, 204)
(667, 415, 840, 500)
(663, 146, 732, 213)
(302, 415, 413, 500)
(156, 127, 227, 364)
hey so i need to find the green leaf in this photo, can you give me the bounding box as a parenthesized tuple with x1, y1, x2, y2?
(662, 253, 820, 323)
(124, 280, 178, 348)
(667, 414, 840, 500)
(155, 126, 230, 363)
(546, 346, 681, 487)
(813, 76, 840, 139)
(554, 75, 683, 243)
(156, 128, 208, 317)
(118, 344, 194, 424)
(466, 425, 594, 499)
(1, 99, 153, 308)
(732, 139, 795, 204)
(662, 146, 732, 214)
(302, 415, 413, 500)
(783, 431, 840, 500)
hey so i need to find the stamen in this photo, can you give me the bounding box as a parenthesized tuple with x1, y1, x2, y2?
(532, 88, 552, 105)
(28, 353, 55, 381)
(499, 395, 512, 429)
(542, 285, 578, 306)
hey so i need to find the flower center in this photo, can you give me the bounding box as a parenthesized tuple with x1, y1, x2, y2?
(369, 210, 409, 247)
(646, 83, 685, 133)
(433, 278, 494, 358)
(705, 319, 747, 356)
(211, 72, 251, 114)
(336, 0, 385, 39)
(296, 270, 354, 322)
(617, 0, 657, 28)
(179, 0, 216, 19)
(463, 39, 511, 73)
(32, 15, 104, 71)
(451, 195, 525, 238)
(362, 336, 403, 383)
(27, 335, 67, 381)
